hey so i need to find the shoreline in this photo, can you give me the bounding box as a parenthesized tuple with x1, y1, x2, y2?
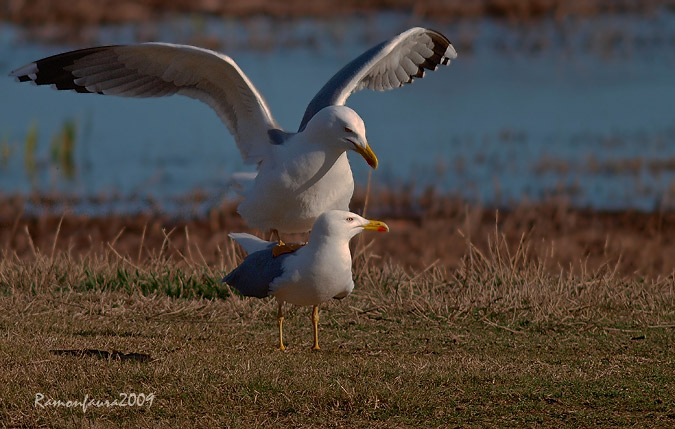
(2, 192, 673, 277)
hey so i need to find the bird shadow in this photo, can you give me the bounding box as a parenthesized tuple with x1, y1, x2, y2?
(49, 349, 152, 362)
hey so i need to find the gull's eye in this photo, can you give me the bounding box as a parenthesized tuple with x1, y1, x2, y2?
(346, 217, 354, 222)
(344, 127, 354, 134)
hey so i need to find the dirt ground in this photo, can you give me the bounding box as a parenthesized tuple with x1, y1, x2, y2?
(1, 190, 673, 277)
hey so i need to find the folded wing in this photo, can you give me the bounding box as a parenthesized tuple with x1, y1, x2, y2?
(224, 235, 293, 299)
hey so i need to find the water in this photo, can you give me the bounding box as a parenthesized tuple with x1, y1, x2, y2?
(1, 13, 674, 212)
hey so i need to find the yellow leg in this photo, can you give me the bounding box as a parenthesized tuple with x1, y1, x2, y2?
(271, 229, 284, 246)
(311, 305, 320, 351)
(271, 229, 306, 257)
(277, 302, 286, 351)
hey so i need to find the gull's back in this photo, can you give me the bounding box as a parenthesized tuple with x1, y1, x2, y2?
(223, 246, 292, 298)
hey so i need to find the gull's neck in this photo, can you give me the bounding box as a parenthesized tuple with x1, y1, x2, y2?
(305, 230, 353, 262)
(295, 125, 345, 160)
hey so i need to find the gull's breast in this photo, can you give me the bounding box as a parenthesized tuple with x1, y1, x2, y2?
(237, 152, 354, 233)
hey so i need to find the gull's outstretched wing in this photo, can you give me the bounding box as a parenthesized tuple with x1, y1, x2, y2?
(298, 27, 456, 131)
(10, 43, 280, 165)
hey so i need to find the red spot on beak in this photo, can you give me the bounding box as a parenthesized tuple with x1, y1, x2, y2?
(377, 226, 387, 232)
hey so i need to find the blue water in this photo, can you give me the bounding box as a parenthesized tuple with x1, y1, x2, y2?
(1, 13, 674, 212)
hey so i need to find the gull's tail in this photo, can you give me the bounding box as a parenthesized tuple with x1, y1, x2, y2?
(228, 232, 272, 254)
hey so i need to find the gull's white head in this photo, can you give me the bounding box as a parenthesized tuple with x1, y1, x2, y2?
(310, 209, 389, 242)
(304, 106, 378, 169)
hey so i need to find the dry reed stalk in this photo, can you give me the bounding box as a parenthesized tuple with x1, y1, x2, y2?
(158, 227, 175, 261)
(3, 204, 24, 252)
(184, 226, 195, 264)
(23, 225, 36, 257)
(137, 222, 147, 264)
(106, 242, 139, 270)
(109, 227, 125, 248)
(49, 213, 64, 262)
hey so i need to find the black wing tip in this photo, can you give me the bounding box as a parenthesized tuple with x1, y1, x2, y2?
(425, 28, 457, 63)
(426, 28, 453, 47)
(10, 45, 119, 92)
(420, 59, 437, 71)
(419, 38, 456, 74)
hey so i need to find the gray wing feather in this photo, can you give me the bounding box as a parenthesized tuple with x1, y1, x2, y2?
(9, 43, 281, 165)
(223, 247, 290, 299)
(298, 27, 457, 131)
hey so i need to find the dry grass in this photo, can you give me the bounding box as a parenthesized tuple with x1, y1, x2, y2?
(2, 192, 675, 277)
(0, 218, 673, 426)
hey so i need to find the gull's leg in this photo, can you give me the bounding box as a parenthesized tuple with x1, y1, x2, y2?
(271, 229, 284, 246)
(272, 229, 306, 258)
(311, 305, 320, 351)
(277, 301, 286, 351)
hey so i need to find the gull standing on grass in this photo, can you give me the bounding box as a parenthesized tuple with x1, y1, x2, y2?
(10, 27, 455, 245)
(223, 210, 389, 350)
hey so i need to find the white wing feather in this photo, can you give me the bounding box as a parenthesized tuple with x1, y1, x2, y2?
(9, 43, 280, 165)
(298, 27, 456, 131)
(228, 233, 273, 254)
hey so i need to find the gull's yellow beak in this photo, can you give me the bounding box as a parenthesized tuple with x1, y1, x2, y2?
(352, 142, 378, 169)
(362, 220, 389, 232)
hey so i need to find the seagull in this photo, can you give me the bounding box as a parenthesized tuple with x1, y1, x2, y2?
(9, 27, 455, 241)
(223, 209, 389, 350)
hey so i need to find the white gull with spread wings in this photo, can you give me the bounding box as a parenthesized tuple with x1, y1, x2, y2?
(10, 27, 456, 235)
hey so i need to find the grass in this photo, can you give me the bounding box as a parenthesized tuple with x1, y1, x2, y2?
(3, 194, 675, 276)
(0, 229, 673, 427)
